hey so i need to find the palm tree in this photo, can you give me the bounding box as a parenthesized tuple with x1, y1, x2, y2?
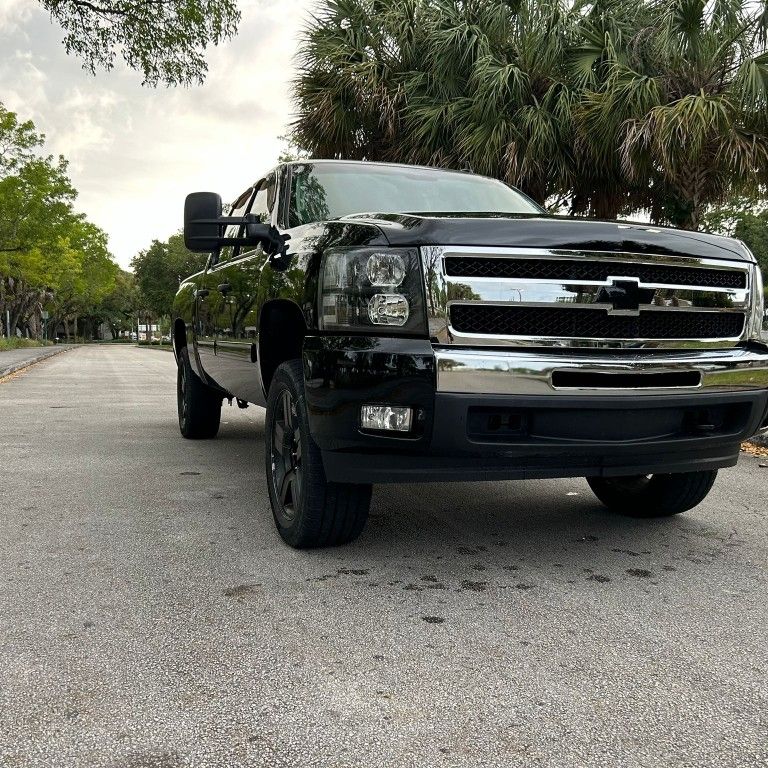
(292, 0, 768, 227)
(578, 0, 768, 228)
(293, 0, 579, 205)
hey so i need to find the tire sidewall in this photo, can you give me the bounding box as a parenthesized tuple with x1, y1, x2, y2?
(265, 361, 316, 544)
(177, 346, 221, 439)
(177, 347, 192, 434)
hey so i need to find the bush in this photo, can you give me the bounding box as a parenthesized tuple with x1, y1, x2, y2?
(0, 337, 53, 351)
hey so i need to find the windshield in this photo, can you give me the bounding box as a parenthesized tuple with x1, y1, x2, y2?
(287, 162, 541, 227)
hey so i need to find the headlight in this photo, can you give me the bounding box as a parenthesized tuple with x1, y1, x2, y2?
(319, 247, 426, 334)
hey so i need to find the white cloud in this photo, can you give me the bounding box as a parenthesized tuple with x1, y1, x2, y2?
(0, 0, 315, 268)
(0, 0, 36, 31)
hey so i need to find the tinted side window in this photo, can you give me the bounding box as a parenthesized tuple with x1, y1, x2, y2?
(240, 174, 276, 255)
(217, 187, 254, 263)
(250, 184, 270, 224)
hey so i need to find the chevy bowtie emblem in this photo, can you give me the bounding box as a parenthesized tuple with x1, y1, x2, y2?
(596, 278, 656, 316)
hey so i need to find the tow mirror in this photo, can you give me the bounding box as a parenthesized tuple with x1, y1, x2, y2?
(184, 193, 291, 260)
(184, 192, 222, 253)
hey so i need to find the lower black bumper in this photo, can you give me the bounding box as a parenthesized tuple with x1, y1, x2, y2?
(303, 336, 768, 484)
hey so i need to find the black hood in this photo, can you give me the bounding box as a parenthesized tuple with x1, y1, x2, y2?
(339, 213, 753, 263)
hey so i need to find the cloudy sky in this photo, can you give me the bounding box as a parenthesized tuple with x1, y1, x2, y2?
(0, 0, 314, 268)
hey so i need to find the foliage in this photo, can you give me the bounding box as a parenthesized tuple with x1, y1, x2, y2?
(585, 0, 768, 228)
(699, 197, 764, 237)
(0, 103, 121, 341)
(734, 211, 768, 286)
(277, 134, 310, 164)
(292, 0, 768, 228)
(701, 197, 768, 287)
(96, 270, 139, 338)
(131, 232, 208, 318)
(0, 337, 52, 351)
(38, 0, 241, 86)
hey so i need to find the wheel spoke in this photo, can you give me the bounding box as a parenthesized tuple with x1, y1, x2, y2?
(294, 464, 302, 503)
(273, 421, 284, 447)
(281, 390, 292, 424)
(280, 469, 296, 507)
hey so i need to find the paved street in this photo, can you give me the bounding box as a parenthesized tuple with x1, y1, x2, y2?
(1, 345, 766, 768)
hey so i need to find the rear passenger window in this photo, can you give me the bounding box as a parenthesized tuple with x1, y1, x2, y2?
(217, 187, 254, 263)
(240, 174, 276, 255)
(250, 184, 270, 224)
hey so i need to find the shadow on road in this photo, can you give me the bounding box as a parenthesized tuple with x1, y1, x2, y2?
(178, 413, 734, 582)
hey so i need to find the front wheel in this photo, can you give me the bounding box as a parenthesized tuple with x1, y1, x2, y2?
(265, 360, 372, 548)
(586, 470, 718, 517)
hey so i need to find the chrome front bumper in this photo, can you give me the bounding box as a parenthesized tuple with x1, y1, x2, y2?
(435, 345, 768, 399)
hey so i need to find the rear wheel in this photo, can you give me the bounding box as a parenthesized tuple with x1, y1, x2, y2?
(265, 359, 371, 548)
(177, 346, 222, 439)
(586, 471, 718, 517)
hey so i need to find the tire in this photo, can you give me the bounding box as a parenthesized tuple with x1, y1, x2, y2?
(586, 470, 717, 518)
(177, 346, 222, 439)
(265, 359, 372, 548)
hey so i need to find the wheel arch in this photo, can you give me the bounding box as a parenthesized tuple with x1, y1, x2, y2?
(258, 299, 307, 396)
(172, 318, 188, 363)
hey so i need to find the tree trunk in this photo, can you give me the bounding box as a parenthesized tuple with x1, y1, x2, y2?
(519, 176, 547, 207)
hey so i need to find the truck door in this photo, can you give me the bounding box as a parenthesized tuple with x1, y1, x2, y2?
(200, 176, 275, 403)
(195, 186, 254, 382)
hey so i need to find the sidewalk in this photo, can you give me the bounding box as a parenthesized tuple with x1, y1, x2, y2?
(0, 345, 73, 378)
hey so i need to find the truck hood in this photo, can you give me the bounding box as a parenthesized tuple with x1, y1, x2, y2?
(340, 212, 753, 263)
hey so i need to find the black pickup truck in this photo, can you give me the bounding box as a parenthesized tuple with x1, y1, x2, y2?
(173, 160, 768, 548)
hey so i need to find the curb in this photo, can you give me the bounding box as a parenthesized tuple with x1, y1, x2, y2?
(0, 345, 73, 379)
(749, 432, 768, 448)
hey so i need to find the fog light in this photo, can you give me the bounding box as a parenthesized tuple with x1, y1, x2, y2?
(368, 293, 409, 326)
(361, 405, 412, 432)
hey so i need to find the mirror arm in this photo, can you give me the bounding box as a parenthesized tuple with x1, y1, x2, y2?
(189, 213, 291, 261)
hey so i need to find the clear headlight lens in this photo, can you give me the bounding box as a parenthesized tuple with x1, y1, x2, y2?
(366, 252, 406, 287)
(368, 293, 409, 326)
(319, 247, 425, 334)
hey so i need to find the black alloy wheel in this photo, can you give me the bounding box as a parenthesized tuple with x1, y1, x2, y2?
(264, 360, 372, 548)
(270, 389, 303, 523)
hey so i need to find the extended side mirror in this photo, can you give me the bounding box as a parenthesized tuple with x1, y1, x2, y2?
(184, 193, 291, 261)
(184, 192, 222, 253)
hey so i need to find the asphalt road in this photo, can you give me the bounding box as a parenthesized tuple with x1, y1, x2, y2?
(1, 346, 767, 768)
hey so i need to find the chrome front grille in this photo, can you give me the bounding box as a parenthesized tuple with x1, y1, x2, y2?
(449, 304, 746, 340)
(422, 246, 753, 349)
(444, 256, 747, 289)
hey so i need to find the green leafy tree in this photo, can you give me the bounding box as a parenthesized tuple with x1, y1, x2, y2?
(702, 196, 768, 289)
(734, 211, 768, 289)
(45, 219, 118, 338)
(0, 103, 118, 340)
(89, 269, 139, 338)
(38, 0, 241, 86)
(131, 232, 208, 318)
